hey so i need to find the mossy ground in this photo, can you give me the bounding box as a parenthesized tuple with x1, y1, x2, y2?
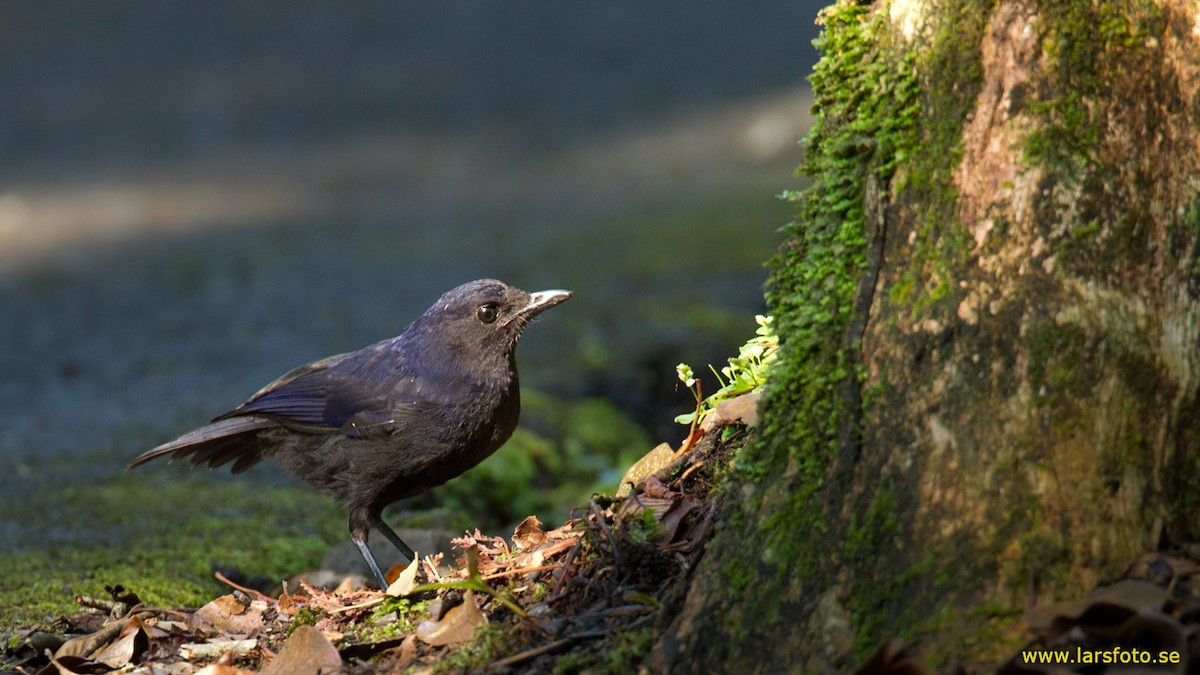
(0, 391, 658, 632)
(0, 472, 345, 629)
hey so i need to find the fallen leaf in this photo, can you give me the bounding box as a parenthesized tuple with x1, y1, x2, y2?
(1025, 578, 1169, 633)
(261, 625, 343, 675)
(277, 592, 301, 616)
(513, 516, 547, 551)
(55, 616, 132, 660)
(393, 634, 418, 670)
(189, 594, 264, 637)
(617, 496, 674, 524)
(658, 496, 699, 543)
(416, 590, 487, 646)
(38, 654, 111, 675)
(616, 443, 674, 497)
(641, 475, 673, 499)
(386, 555, 421, 597)
(89, 615, 147, 669)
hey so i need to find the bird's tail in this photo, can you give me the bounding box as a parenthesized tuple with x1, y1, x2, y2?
(128, 416, 276, 474)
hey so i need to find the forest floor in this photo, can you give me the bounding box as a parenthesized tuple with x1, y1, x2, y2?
(2, 396, 753, 675)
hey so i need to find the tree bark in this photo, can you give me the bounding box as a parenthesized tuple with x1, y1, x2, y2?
(652, 0, 1200, 671)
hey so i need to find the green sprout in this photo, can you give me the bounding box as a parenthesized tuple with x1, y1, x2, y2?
(675, 315, 778, 427)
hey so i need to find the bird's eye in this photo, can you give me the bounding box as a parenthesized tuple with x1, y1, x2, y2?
(477, 303, 499, 324)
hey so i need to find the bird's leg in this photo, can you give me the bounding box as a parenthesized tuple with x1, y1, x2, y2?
(352, 535, 389, 589)
(375, 519, 416, 561)
(350, 510, 391, 588)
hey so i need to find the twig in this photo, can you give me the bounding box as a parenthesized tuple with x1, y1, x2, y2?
(488, 630, 607, 669)
(588, 498, 622, 578)
(136, 606, 194, 621)
(75, 595, 121, 612)
(406, 546, 529, 618)
(678, 459, 706, 485)
(214, 570, 274, 603)
(328, 596, 387, 614)
(550, 540, 582, 597)
(406, 579, 527, 619)
(482, 562, 563, 581)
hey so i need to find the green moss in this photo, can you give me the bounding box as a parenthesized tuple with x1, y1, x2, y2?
(353, 597, 430, 643)
(890, 0, 995, 315)
(1024, 0, 1161, 173)
(698, 0, 995, 663)
(0, 472, 344, 630)
(550, 625, 656, 675)
(602, 626, 655, 673)
(843, 487, 904, 657)
(626, 507, 666, 545)
(755, 0, 990, 576)
(1022, 1, 1166, 286)
(288, 607, 323, 635)
(754, 0, 924, 578)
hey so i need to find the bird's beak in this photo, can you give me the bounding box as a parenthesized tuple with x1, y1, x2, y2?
(517, 289, 572, 319)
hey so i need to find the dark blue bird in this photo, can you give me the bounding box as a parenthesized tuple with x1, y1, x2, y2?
(129, 279, 571, 587)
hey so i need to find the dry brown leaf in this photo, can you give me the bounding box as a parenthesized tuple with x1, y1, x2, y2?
(451, 530, 509, 557)
(260, 624, 343, 675)
(392, 634, 419, 670)
(513, 516, 547, 551)
(188, 594, 264, 637)
(55, 615, 132, 660)
(416, 590, 488, 646)
(659, 496, 699, 543)
(385, 555, 421, 597)
(277, 590, 302, 616)
(1025, 578, 1169, 633)
(641, 475, 673, 499)
(40, 654, 111, 675)
(88, 615, 147, 669)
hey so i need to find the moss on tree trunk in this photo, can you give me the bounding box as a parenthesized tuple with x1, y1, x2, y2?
(652, 0, 1200, 671)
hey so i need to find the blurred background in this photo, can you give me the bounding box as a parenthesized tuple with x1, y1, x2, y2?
(0, 1, 824, 613)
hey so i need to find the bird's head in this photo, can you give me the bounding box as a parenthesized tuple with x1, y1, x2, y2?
(411, 279, 571, 362)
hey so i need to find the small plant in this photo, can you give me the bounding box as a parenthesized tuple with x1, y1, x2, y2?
(675, 314, 778, 427)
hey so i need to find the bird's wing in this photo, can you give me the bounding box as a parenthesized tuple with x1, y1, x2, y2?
(213, 342, 407, 432)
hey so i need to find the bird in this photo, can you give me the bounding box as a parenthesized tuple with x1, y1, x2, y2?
(129, 279, 571, 588)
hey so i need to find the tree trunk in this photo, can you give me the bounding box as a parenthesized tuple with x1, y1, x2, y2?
(652, 0, 1200, 671)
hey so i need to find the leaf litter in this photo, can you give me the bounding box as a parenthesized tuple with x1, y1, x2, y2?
(2, 397, 753, 674)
